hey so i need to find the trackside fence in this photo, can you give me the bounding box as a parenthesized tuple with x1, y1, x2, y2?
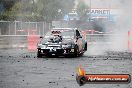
(0, 21, 51, 35)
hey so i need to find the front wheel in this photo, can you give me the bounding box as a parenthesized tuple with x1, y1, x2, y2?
(73, 45, 79, 57)
(37, 51, 42, 58)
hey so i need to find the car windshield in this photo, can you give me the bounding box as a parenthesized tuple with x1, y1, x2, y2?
(40, 29, 74, 43)
(45, 29, 74, 38)
(61, 30, 74, 38)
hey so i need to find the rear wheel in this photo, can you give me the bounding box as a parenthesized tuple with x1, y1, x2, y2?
(84, 43, 87, 51)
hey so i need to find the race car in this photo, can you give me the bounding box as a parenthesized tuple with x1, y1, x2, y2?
(37, 28, 87, 57)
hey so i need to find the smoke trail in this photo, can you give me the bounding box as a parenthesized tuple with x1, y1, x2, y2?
(81, 0, 132, 55)
(109, 0, 132, 51)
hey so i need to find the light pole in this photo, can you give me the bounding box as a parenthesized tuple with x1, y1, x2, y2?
(89, 0, 91, 21)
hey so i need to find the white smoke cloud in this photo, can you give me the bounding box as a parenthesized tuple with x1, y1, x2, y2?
(81, 0, 132, 55)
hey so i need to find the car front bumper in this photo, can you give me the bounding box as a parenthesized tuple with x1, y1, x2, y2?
(37, 48, 75, 56)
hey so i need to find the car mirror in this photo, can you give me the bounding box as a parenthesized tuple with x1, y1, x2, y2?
(79, 36, 82, 38)
(48, 38, 53, 42)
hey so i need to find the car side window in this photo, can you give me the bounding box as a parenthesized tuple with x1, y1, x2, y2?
(76, 30, 81, 37)
(76, 30, 82, 38)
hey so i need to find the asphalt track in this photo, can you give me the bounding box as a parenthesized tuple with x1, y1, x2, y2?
(0, 37, 132, 88)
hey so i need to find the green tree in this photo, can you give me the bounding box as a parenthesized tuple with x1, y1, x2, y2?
(77, 0, 89, 22)
(0, 0, 75, 22)
(0, 0, 18, 20)
(76, 0, 90, 29)
(36, 0, 75, 22)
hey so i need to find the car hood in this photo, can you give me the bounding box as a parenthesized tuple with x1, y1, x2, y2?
(61, 38, 74, 44)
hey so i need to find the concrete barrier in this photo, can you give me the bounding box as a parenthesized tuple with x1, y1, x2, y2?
(0, 35, 33, 49)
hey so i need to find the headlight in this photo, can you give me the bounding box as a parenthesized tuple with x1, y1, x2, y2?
(62, 43, 76, 48)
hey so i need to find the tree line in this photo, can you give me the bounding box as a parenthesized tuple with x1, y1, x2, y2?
(0, 0, 89, 22)
(0, 0, 75, 22)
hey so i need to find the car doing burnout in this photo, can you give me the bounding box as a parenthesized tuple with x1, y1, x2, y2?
(37, 28, 87, 57)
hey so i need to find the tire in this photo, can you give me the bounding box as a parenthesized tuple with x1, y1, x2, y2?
(84, 43, 87, 51)
(37, 51, 42, 58)
(73, 45, 79, 57)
